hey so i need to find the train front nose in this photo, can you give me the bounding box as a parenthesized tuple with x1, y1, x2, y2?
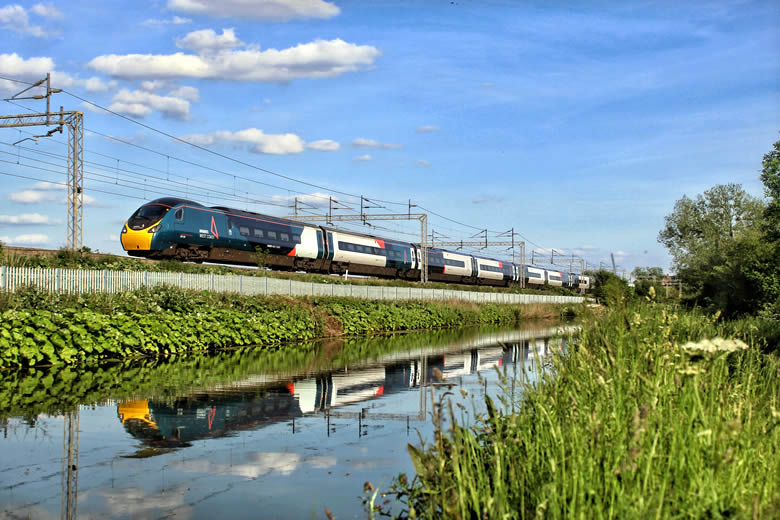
(120, 222, 156, 251)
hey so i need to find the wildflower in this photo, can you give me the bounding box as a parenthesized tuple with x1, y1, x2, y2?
(679, 337, 748, 354)
(678, 366, 702, 375)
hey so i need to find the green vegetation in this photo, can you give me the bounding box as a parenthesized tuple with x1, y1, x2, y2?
(0, 325, 523, 419)
(0, 285, 571, 369)
(658, 141, 780, 319)
(372, 302, 779, 518)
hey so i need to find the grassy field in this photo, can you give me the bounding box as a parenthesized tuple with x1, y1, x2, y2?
(371, 302, 780, 518)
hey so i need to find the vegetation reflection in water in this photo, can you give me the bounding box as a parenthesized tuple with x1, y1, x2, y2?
(0, 322, 574, 520)
(0, 322, 573, 422)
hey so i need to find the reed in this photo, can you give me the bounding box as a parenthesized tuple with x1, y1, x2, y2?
(374, 303, 780, 518)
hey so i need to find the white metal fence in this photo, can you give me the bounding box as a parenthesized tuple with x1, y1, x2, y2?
(0, 266, 584, 305)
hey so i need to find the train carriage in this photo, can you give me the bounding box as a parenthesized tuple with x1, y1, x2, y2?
(473, 255, 513, 286)
(324, 228, 420, 279)
(546, 270, 564, 287)
(524, 265, 546, 286)
(121, 197, 591, 293)
(427, 248, 475, 284)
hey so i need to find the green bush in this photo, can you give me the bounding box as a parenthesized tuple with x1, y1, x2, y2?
(0, 287, 549, 369)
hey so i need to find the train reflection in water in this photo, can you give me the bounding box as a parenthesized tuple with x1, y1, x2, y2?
(118, 327, 573, 449)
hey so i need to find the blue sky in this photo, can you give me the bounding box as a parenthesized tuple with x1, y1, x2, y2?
(0, 0, 777, 275)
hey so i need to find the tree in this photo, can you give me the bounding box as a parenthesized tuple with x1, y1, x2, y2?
(760, 140, 780, 241)
(658, 173, 778, 317)
(587, 269, 631, 307)
(254, 246, 270, 275)
(658, 184, 764, 270)
(631, 266, 664, 280)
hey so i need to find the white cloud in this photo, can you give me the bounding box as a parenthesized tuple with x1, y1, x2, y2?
(28, 181, 64, 191)
(354, 154, 372, 162)
(108, 234, 119, 241)
(0, 54, 116, 94)
(472, 195, 504, 204)
(168, 85, 200, 101)
(109, 88, 192, 119)
(139, 80, 168, 91)
(415, 160, 431, 167)
(0, 53, 53, 92)
(83, 193, 101, 207)
(0, 4, 47, 37)
(352, 138, 402, 150)
(171, 451, 337, 478)
(306, 139, 340, 151)
(30, 3, 61, 18)
(184, 128, 305, 155)
(416, 125, 440, 133)
(176, 28, 242, 53)
(271, 191, 333, 208)
(142, 16, 192, 26)
(0, 213, 58, 225)
(9, 190, 58, 204)
(88, 36, 380, 83)
(167, 0, 340, 21)
(8, 187, 101, 207)
(1, 233, 49, 245)
(51, 70, 116, 92)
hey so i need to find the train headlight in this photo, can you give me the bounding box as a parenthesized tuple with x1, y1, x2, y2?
(147, 224, 161, 233)
(121, 225, 127, 234)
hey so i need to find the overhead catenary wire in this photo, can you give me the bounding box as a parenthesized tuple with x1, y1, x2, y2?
(1, 73, 589, 263)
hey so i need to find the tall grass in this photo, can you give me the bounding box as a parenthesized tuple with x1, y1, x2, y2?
(374, 303, 780, 518)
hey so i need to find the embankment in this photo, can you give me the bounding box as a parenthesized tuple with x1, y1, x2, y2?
(0, 285, 576, 369)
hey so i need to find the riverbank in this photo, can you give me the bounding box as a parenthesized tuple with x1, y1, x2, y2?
(0, 285, 577, 369)
(374, 303, 780, 518)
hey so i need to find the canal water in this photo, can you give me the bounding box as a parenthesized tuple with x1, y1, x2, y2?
(0, 323, 573, 519)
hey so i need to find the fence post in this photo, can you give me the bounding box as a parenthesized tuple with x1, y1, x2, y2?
(239, 275, 243, 294)
(103, 270, 108, 292)
(0, 265, 5, 292)
(265, 276, 269, 296)
(55, 268, 61, 293)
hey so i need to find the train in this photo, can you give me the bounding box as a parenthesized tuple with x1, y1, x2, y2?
(120, 197, 590, 291)
(117, 332, 569, 448)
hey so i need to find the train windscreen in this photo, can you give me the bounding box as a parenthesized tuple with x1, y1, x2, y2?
(127, 203, 171, 230)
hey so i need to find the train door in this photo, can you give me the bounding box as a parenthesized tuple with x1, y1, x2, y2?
(471, 257, 479, 280)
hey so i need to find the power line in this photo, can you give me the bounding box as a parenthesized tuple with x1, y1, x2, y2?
(2, 73, 580, 260)
(60, 89, 408, 207)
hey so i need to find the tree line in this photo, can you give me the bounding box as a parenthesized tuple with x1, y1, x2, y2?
(655, 140, 779, 319)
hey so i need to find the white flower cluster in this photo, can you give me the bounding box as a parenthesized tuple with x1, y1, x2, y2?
(680, 337, 749, 353)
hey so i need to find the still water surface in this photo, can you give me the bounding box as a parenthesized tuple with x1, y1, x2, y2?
(0, 323, 572, 519)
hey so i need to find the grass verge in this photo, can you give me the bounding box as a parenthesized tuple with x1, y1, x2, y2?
(372, 303, 780, 518)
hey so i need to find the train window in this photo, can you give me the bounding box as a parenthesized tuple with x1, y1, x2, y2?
(280, 233, 290, 242)
(293, 234, 301, 244)
(267, 231, 277, 240)
(239, 226, 250, 236)
(254, 229, 264, 238)
(174, 208, 183, 221)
